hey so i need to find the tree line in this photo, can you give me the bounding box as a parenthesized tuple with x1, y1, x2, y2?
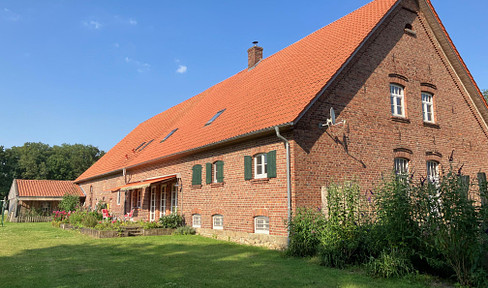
(0, 143, 105, 198)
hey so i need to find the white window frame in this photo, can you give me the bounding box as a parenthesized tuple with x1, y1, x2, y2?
(212, 214, 223, 230)
(427, 161, 440, 184)
(150, 187, 156, 222)
(421, 92, 434, 123)
(160, 185, 167, 218)
(394, 158, 409, 176)
(116, 191, 121, 205)
(192, 214, 201, 228)
(254, 216, 269, 234)
(170, 183, 178, 214)
(390, 84, 405, 117)
(254, 153, 268, 179)
(213, 161, 218, 183)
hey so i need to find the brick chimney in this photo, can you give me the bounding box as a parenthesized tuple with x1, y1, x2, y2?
(247, 41, 263, 69)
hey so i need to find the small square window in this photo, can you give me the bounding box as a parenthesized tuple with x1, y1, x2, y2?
(192, 214, 201, 228)
(394, 158, 409, 176)
(212, 215, 223, 230)
(254, 216, 269, 234)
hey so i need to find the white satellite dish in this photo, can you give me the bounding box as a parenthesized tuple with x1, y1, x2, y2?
(319, 107, 345, 128)
(329, 107, 336, 125)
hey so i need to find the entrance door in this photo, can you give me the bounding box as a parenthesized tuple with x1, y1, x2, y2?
(150, 187, 156, 221)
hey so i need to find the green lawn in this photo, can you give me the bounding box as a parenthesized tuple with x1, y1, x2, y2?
(0, 223, 442, 288)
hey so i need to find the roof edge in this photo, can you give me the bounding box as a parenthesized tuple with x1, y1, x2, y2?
(76, 122, 294, 184)
(419, 0, 488, 130)
(294, 0, 402, 124)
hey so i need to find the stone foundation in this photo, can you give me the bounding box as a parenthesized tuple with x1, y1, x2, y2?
(196, 228, 287, 250)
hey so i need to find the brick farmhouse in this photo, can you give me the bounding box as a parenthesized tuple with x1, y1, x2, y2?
(75, 0, 488, 248)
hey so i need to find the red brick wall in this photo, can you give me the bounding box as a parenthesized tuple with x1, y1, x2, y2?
(292, 0, 488, 209)
(79, 133, 291, 236)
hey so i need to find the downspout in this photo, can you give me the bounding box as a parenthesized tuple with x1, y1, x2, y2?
(274, 126, 292, 245)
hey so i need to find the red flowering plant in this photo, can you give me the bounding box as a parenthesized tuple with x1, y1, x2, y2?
(52, 210, 70, 223)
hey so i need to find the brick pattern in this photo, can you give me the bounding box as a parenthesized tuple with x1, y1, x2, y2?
(293, 0, 488, 208)
(80, 134, 290, 236)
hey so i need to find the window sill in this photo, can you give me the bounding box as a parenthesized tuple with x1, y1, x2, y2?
(250, 178, 270, 184)
(423, 122, 440, 129)
(390, 116, 410, 124)
(191, 185, 202, 189)
(210, 182, 224, 188)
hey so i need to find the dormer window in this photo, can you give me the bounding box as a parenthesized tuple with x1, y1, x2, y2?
(160, 128, 178, 143)
(205, 109, 226, 126)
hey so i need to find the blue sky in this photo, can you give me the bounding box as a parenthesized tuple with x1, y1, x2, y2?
(0, 0, 486, 152)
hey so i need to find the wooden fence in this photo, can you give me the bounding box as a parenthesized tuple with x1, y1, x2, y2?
(13, 215, 52, 223)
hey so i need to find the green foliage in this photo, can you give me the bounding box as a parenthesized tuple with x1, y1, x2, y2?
(159, 213, 185, 229)
(482, 89, 488, 103)
(319, 182, 368, 268)
(67, 210, 87, 226)
(366, 248, 415, 278)
(0, 142, 104, 197)
(58, 193, 80, 212)
(173, 226, 196, 235)
(140, 221, 162, 229)
(82, 214, 99, 228)
(288, 171, 488, 287)
(286, 207, 326, 257)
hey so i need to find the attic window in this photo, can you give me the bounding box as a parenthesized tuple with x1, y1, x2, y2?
(139, 139, 154, 151)
(205, 109, 226, 126)
(134, 142, 146, 152)
(160, 128, 178, 143)
(404, 24, 416, 36)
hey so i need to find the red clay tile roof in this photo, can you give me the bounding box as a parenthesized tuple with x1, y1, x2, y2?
(16, 179, 85, 198)
(76, 0, 400, 182)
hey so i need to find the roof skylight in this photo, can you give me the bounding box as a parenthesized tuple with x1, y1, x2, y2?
(205, 109, 226, 126)
(160, 128, 178, 143)
(134, 142, 146, 152)
(139, 139, 154, 151)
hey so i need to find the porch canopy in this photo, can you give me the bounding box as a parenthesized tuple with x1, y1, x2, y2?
(110, 175, 176, 192)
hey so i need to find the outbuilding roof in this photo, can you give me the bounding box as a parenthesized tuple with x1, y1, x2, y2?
(76, 0, 487, 183)
(16, 179, 85, 198)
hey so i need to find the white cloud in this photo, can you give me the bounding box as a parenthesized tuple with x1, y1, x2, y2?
(83, 20, 102, 30)
(176, 65, 187, 74)
(129, 18, 137, 25)
(125, 57, 150, 73)
(2, 8, 21, 22)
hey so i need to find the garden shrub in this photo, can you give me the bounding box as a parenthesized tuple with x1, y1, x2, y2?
(159, 213, 185, 229)
(140, 221, 162, 229)
(319, 182, 367, 267)
(58, 193, 80, 212)
(173, 226, 196, 235)
(286, 207, 326, 257)
(366, 248, 414, 278)
(82, 214, 99, 228)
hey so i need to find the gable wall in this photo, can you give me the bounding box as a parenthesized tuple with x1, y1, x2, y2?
(292, 0, 488, 208)
(79, 133, 291, 240)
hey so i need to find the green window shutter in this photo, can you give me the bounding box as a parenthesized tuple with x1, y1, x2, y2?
(206, 163, 212, 184)
(244, 156, 252, 180)
(267, 150, 277, 178)
(192, 165, 202, 185)
(216, 161, 224, 183)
